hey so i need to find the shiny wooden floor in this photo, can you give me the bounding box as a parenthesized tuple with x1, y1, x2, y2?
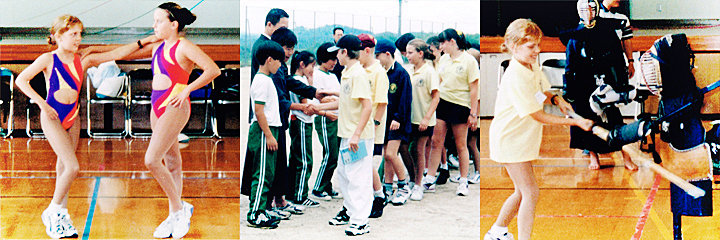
(479, 120, 720, 240)
(0, 137, 240, 239)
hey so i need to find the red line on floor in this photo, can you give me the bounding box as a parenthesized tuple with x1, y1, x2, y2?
(631, 174, 661, 240)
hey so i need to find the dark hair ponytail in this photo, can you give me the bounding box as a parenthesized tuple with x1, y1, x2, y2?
(408, 39, 435, 61)
(158, 2, 197, 32)
(291, 51, 316, 75)
(438, 28, 471, 50)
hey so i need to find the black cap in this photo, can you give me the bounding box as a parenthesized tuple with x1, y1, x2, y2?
(327, 35, 364, 52)
(395, 33, 416, 52)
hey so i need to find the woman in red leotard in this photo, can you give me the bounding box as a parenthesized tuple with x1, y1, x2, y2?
(82, 2, 220, 237)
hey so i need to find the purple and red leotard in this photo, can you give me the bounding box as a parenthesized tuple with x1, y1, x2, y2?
(46, 53, 82, 129)
(151, 39, 190, 118)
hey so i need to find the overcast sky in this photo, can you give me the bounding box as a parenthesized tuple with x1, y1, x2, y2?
(241, 0, 480, 35)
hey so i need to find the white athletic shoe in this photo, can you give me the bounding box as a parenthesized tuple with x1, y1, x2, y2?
(390, 185, 411, 205)
(59, 209, 78, 238)
(182, 201, 194, 218)
(172, 209, 190, 239)
(469, 171, 481, 184)
(484, 231, 514, 240)
(409, 184, 424, 201)
(449, 174, 461, 183)
(456, 182, 469, 196)
(153, 215, 174, 238)
(41, 207, 65, 239)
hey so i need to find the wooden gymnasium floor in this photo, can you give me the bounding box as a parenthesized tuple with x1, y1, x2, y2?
(0, 137, 240, 239)
(479, 120, 720, 240)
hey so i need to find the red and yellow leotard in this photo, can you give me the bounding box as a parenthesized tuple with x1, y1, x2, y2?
(151, 39, 190, 118)
(46, 53, 82, 129)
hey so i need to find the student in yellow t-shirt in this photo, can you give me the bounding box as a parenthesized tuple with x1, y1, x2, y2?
(483, 19, 593, 240)
(422, 28, 479, 196)
(357, 34, 393, 217)
(405, 39, 440, 201)
(325, 35, 374, 236)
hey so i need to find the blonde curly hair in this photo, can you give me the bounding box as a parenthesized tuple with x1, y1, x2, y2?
(48, 15, 83, 46)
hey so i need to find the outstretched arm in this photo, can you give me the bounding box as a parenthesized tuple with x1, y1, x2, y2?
(81, 35, 160, 68)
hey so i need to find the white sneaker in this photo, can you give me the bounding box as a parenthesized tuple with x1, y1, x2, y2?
(41, 208, 65, 239)
(390, 185, 411, 205)
(456, 182, 469, 196)
(449, 174, 461, 183)
(182, 201, 194, 218)
(172, 210, 190, 239)
(409, 184, 424, 201)
(59, 209, 78, 238)
(484, 231, 514, 240)
(469, 171, 481, 184)
(153, 215, 174, 238)
(421, 178, 436, 193)
(178, 134, 189, 143)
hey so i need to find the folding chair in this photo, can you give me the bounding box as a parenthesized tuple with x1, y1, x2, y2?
(86, 74, 129, 138)
(210, 68, 240, 137)
(0, 68, 14, 138)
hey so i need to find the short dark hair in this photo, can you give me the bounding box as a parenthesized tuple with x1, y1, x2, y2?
(346, 49, 360, 60)
(316, 42, 337, 64)
(395, 33, 416, 52)
(290, 51, 316, 74)
(333, 27, 344, 35)
(426, 36, 440, 49)
(265, 8, 289, 26)
(438, 28, 471, 50)
(255, 40, 285, 65)
(271, 27, 297, 48)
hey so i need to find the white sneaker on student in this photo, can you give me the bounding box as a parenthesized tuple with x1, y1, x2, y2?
(59, 209, 78, 238)
(153, 215, 174, 238)
(41, 207, 65, 239)
(456, 182, 469, 196)
(182, 201, 194, 218)
(409, 184, 424, 201)
(484, 231, 514, 240)
(172, 210, 190, 239)
(390, 185, 411, 205)
(469, 171, 481, 184)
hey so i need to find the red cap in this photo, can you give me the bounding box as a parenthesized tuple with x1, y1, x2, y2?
(357, 33, 376, 49)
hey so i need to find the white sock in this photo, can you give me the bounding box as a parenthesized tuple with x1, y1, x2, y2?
(489, 225, 508, 235)
(459, 177, 468, 185)
(47, 203, 62, 212)
(440, 163, 448, 169)
(374, 190, 384, 198)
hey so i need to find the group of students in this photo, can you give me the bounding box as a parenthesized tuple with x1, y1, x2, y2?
(243, 8, 481, 236)
(15, 2, 220, 239)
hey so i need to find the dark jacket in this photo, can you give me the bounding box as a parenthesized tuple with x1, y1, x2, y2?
(386, 61, 413, 135)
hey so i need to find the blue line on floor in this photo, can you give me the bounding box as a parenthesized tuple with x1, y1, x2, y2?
(82, 176, 101, 240)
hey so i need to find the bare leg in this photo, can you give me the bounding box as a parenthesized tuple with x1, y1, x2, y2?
(451, 123, 470, 178)
(383, 140, 407, 182)
(164, 142, 183, 209)
(621, 150, 638, 171)
(426, 120, 448, 178)
(41, 113, 81, 205)
(146, 102, 190, 213)
(588, 151, 600, 170)
(468, 134, 481, 173)
(414, 136, 429, 184)
(493, 162, 539, 240)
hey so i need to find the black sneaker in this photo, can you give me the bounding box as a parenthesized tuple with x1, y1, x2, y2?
(345, 223, 370, 236)
(327, 189, 343, 199)
(437, 168, 450, 185)
(328, 208, 350, 225)
(369, 196, 385, 218)
(247, 212, 280, 229)
(311, 190, 332, 201)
